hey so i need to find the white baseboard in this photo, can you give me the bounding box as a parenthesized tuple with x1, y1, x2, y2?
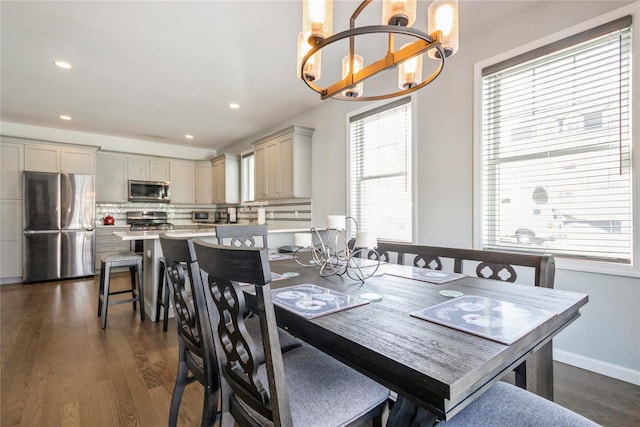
(554, 349, 640, 386)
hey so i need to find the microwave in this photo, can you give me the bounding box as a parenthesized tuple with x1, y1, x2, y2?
(128, 180, 170, 203)
(192, 211, 213, 223)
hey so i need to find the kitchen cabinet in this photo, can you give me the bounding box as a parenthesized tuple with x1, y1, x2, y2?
(211, 154, 239, 204)
(169, 160, 195, 204)
(195, 161, 212, 204)
(253, 126, 313, 201)
(95, 226, 131, 272)
(25, 143, 96, 174)
(1, 140, 24, 200)
(0, 200, 22, 282)
(127, 155, 170, 182)
(96, 152, 128, 203)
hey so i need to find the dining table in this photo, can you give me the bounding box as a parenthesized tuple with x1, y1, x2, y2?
(251, 255, 589, 425)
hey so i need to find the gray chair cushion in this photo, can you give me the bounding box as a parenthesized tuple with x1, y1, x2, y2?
(239, 345, 389, 427)
(101, 251, 142, 263)
(437, 382, 599, 426)
(244, 316, 302, 364)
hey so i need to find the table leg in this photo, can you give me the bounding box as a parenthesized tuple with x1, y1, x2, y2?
(515, 341, 554, 401)
(386, 395, 437, 427)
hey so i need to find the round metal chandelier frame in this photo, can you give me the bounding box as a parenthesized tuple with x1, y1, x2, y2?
(300, 24, 446, 102)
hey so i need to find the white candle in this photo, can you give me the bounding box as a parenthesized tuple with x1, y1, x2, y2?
(295, 232, 313, 248)
(327, 215, 346, 230)
(355, 232, 377, 249)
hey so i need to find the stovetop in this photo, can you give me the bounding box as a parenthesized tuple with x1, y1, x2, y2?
(126, 211, 174, 231)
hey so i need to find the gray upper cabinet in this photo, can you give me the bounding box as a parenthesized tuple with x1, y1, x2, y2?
(253, 126, 313, 201)
(127, 155, 170, 182)
(169, 160, 195, 204)
(211, 154, 239, 204)
(25, 143, 96, 174)
(96, 152, 128, 203)
(195, 161, 212, 204)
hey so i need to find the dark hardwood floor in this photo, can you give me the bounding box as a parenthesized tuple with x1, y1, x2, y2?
(2, 274, 639, 426)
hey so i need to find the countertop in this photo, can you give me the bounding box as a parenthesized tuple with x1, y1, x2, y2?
(112, 227, 313, 241)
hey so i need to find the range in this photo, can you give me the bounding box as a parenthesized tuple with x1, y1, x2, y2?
(126, 211, 174, 231)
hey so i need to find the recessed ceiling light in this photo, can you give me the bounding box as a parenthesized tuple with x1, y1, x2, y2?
(185, 134, 194, 139)
(59, 115, 72, 120)
(54, 60, 72, 69)
(229, 103, 240, 109)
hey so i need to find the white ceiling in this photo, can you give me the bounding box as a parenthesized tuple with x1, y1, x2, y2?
(1, 0, 537, 151)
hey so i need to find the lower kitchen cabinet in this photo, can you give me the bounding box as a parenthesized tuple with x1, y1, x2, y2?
(0, 200, 22, 283)
(95, 226, 131, 272)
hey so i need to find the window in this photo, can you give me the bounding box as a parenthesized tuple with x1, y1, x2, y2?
(348, 97, 413, 242)
(240, 150, 254, 202)
(480, 16, 633, 263)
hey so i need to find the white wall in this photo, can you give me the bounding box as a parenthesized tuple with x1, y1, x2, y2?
(223, 0, 640, 384)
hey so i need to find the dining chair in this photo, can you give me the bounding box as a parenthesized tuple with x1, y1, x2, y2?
(376, 242, 556, 400)
(159, 234, 302, 427)
(192, 240, 390, 427)
(215, 224, 268, 248)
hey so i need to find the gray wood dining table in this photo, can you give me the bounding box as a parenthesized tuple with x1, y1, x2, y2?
(255, 257, 588, 424)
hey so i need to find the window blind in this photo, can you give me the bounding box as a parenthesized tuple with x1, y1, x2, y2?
(481, 17, 633, 262)
(349, 97, 412, 242)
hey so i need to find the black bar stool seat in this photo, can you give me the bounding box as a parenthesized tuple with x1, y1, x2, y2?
(97, 251, 144, 329)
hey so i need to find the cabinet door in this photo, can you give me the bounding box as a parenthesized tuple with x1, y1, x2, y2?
(96, 153, 128, 202)
(0, 200, 22, 280)
(169, 161, 195, 204)
(195, 161, 212, 204)
(210, 159, 221, 203)
(1, 142, 24, 200)
(149, 159, 170, 182)
(265, 141, 280, 198)
(277, 135, 295, 198)
(61, 147, 95, 174)
(254, 144, 267, 200)
(127, 156, 148, 180)
(25, 144, 60, 172)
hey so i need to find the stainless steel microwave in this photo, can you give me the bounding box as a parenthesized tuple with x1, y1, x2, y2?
(128, 180, 170, 203)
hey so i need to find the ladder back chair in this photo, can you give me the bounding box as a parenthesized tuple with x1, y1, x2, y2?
(215, 224, 269, 248)
(376, 241, 556, 400)
(193, 240, 389, 427)
(159, 234, 302, 427)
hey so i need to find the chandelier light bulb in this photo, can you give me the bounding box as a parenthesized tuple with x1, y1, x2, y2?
(302, 0, 333, 45)
(297, 32, 321, 81)
(341, 55, 364, 98)
(382, 0, 416, 27)
(398, 43, 423, 89)
(428, 0, 459, 59)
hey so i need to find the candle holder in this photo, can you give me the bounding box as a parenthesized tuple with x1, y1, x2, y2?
(294, 216, 381, 283)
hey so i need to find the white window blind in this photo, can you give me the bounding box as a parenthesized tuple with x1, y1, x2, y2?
(481, 16, 633, 263)
(349, 97, 412, 242)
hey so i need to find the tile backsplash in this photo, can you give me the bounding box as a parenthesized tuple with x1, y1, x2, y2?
(96, 198, 312, 230)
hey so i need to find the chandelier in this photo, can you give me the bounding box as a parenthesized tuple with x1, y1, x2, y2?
(293, 216, 382, 283)
(297, 0, 459, 101)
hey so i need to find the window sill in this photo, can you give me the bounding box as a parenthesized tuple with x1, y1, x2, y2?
(555, 257, 640, 278)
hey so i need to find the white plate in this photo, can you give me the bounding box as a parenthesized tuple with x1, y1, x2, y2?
(439, 290, 464, 298)
(360, 292, 382, 302)
(282, 272, 300, 278)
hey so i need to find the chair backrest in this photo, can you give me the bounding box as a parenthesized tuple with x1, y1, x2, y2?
(215, 224, 269, 248)
(376, 242, 555, 288)
(159, 234, 219, 385)
(192, 240, 292, 425)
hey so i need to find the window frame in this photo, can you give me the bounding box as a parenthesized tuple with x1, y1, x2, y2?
(346, 95, 418, 244)
(473, 4, 639, 277)
(240, 149, 255, 203)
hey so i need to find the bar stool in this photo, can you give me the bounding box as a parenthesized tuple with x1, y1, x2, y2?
(97, 251, 144, 329)
(154, 257, 170, 332)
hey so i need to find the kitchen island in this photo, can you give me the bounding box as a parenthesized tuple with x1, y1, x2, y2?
(112, 226, 310, 320)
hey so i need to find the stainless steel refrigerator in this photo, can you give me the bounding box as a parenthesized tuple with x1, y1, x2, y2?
(23, 172, 95, 283)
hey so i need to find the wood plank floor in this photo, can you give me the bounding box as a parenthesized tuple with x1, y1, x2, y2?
(2, 274, 639, 426)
